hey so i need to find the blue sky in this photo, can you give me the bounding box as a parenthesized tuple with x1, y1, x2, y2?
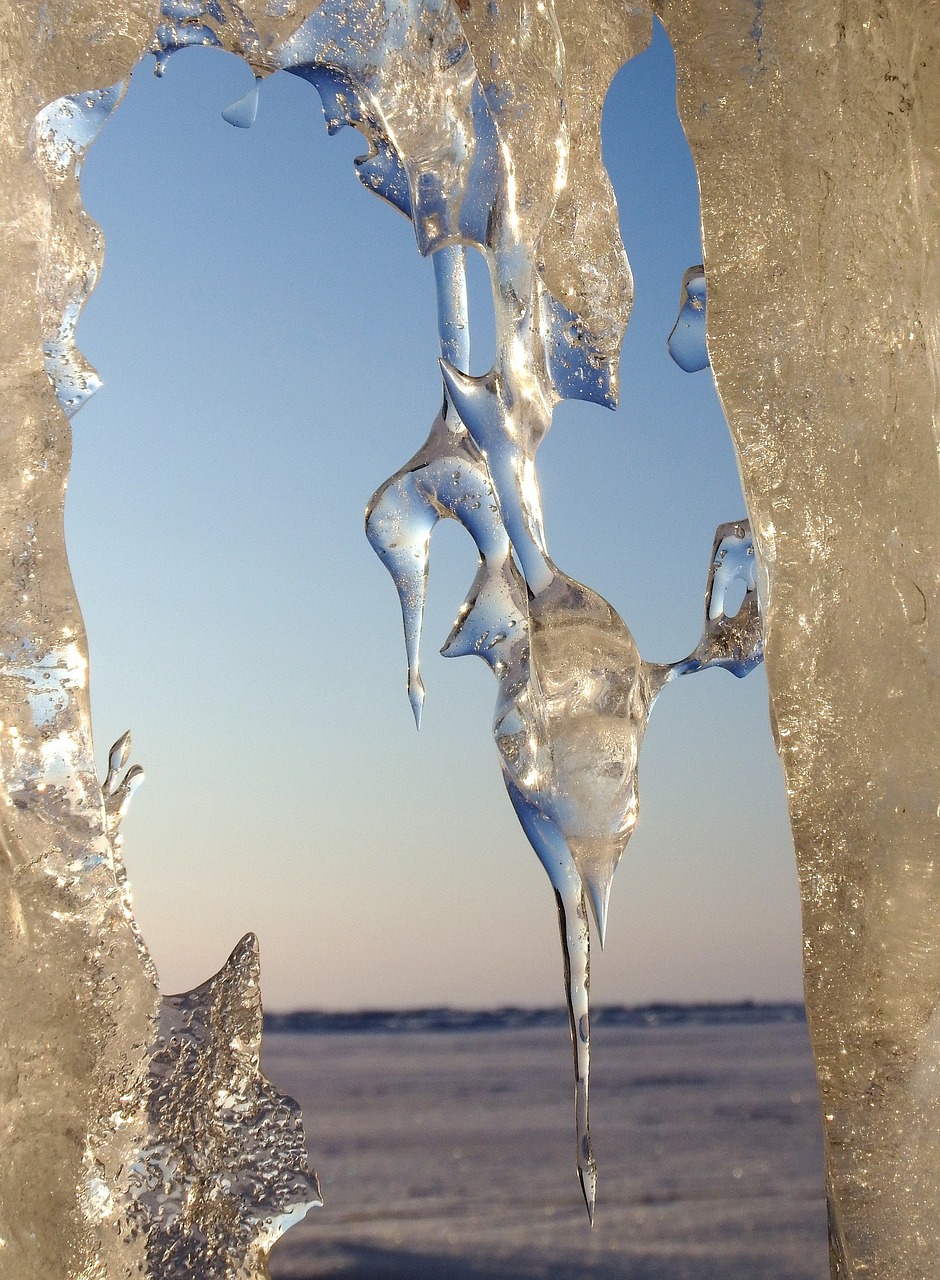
(67, 21, 803, 1010)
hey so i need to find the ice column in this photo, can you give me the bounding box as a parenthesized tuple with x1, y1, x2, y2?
(0, 5, 320, 1277)
(658, 3, 940, 1275)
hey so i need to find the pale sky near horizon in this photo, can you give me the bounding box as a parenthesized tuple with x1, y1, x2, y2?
(66, 20, 805, 1011)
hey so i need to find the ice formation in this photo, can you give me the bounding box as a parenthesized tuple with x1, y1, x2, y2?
(2, 0, 939, 1276)
(667, 265, 709, 373)
(282, 2, 761, 1218)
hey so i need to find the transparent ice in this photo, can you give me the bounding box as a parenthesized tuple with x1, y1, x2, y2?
(667, 264, 709, 374)
(1, 1, 938, 1276)
(276, 0, 763, 1220)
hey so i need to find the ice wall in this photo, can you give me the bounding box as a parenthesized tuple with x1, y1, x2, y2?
(658, 5, 940, 1274)
(0, 5, 320, 1277)
(0, 0, 937, 1276)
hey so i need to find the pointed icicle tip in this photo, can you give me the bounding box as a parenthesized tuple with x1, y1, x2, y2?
(408, 674, 425, 730)
(584, 873, 611, 951)
(579, 1161, 597, 1226)
(109, 730, 132, 773)
(440, 606, 471, 659)
(104, 729, 133, 795)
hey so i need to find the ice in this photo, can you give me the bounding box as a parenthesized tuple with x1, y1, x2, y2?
(440, 526, 761, 1217)
(33, 82, 128, 418)
(439, 360, 554, 594)
(102, 729, 144, 827)
(366, 412, 507, 726)
(95, 731, 322, 1277)
(123, 935, 321, 1277)
(142, 0, 764, 1226)
(222, 77, 261, 128)
(667, 521, 763, 682)
(667, 265, 709, 373)
(4, 0, 938, 1273)
(365, 246, 507, 727)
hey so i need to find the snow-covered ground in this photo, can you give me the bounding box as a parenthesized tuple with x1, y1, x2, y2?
(265, 1020, 828, 1279)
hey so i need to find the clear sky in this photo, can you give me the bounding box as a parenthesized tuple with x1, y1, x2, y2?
(66, 20, 804, 1011)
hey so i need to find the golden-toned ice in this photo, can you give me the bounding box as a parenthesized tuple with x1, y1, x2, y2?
(658, 3, 940, 1274)
(0, 4, 322, 1275)
(2, 0, 939, 1274)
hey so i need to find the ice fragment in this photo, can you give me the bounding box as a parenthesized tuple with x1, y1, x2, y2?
(123, 934, 322, 1277)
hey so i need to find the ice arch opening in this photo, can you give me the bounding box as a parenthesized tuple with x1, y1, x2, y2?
(67, 32, 802, 1019)
(4, 2, 937, 1276)
(57, 18, 813, 1263)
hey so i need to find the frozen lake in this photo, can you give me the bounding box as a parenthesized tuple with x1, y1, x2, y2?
(264, 1018, 828, 1279)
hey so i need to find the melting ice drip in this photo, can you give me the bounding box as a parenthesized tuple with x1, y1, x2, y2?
(667, 265, 709, 374)
(40, 0, 763, 1236)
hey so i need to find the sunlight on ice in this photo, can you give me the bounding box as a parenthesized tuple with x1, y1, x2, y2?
(4, 0, 938, 1275)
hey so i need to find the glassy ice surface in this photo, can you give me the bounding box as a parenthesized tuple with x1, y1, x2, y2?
(34, 81, 128, 417)
(77, 15, 778, 1228)
(129, 935, 321, 1277)
(310, 1, 767, 1209)
(9, 7, 824, 1269)
(668, 523, 763, 681)
(221, 77, 261, 128)
(667, 265, 709, 373)
(9, 0, 938, 1271)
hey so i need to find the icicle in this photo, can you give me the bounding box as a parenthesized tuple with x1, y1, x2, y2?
(526, 571, 654, 944)
(103, 729, 132, 797)
(439, 361, 555, 595)
(443, 555, 598, 1216)
(101, 731, 145, 830)
(366, 245, 507, 726)
(509, 784, 597, 1223)
(145, 0, 765, 1228)
(366, 429, 510, 726)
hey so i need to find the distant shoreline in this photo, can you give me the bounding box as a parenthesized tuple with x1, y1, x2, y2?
(264, 1001, 806, 1035)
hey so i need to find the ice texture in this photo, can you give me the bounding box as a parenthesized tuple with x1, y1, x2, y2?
(33, 82, 128, 417)
(659, 5, 940, 1276)
(0, 8, 321, 1275)
(669, 522, 763, 681)
(124, 935, 321, 1276)
(1, 0, 937, 1274)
